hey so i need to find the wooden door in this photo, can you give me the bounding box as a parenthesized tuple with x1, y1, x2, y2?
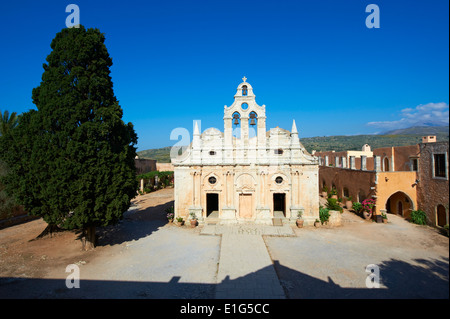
(239, 194, 253, 219)
(437, 205, 446, 226)
(397, 201, 403, 216)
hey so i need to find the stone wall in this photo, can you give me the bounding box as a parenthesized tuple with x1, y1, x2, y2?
(417, 141, 449, 226)
(135, 158, 157, 175)
(157, 162, 174, 171)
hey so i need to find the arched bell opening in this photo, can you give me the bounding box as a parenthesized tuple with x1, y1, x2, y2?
(248, 111, 258, 138)
(232, 112, 241, 139)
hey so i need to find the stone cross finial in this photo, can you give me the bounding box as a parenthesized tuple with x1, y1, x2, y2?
(242, 76, 247, 82)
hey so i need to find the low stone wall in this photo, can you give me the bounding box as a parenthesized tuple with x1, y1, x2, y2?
(328, 210, 342, 227)
(157, 162, 174, 171)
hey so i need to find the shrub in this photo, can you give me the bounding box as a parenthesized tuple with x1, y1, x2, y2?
(326, 197, 343, 213)
(352, 202, 363, 213)
(319, 206, 330, 224)
(361, 199, 376, 215)
(410, 210, 427, 225)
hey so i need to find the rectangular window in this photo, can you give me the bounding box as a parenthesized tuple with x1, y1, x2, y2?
(434, 154, 446, 178)
(411, 159, 418, 172)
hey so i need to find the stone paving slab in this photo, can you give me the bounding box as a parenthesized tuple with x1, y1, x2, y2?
(200, 224, 295, 237)
(211, 225, 288, 299)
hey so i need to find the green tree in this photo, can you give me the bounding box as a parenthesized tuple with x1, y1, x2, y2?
(0, 110, 19, 137)
(0, 26, 138, 249)
(0, 110, 20, 221)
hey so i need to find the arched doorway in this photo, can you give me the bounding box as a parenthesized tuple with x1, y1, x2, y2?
(385, 191, 414, 219)
(436, 204, 447, 227)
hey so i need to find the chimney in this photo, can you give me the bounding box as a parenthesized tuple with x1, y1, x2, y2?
(422, 135, 437, 143)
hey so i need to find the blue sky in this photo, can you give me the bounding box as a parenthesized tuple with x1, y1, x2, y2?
(0, 0, 448, 150)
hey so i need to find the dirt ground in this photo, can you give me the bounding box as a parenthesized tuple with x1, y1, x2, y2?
(0, 187, 177, 281)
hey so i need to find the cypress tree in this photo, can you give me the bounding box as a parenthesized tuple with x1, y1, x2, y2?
(0, 26, 138, 249)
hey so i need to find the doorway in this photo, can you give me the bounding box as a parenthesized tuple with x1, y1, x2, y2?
(273, 193, 286, 217)
(206, 193, 219, 217)
(397, 201, 403, 216)
(239, 194, 253, 219)
(437, 204, 447, 227)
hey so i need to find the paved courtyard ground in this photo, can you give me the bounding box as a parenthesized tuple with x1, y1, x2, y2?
(0, 187, 448, 299)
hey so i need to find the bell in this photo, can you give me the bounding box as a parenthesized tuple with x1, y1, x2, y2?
(250, 118, 256, 126)
(234, 118, 240, 125)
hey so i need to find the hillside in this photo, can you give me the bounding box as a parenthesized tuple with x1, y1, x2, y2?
(383, 125, 449, 135)
(137, 130, 449, 162)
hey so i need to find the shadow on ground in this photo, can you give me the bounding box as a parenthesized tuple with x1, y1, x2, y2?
(274, 256, 449, 299)
(93, 200, 174, 247)
(1, 256, 447, 299)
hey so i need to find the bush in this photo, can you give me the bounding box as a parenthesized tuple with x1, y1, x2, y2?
(410, 210, 427, 225)
(352, 202, 363, 213)
(326, 197, 343, 213)
(361, 199, 375, 216)
(319, 206, 330, 224)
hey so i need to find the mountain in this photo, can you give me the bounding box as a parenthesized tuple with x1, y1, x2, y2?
(383, 125, 449, 135)
(137, 146, 172, 163)
(137, 128, 449, 162)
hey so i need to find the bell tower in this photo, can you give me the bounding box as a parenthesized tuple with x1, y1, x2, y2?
(223, 77, 267, 163)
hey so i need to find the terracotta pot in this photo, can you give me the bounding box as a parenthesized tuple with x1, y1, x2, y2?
(296, 219, 304, 228)
(168, 219, 173, 224)
(331, 195, 338, 199)
(314, 221, 321, 228)
(177, 220, 185, 226)
(190, 220, 198, 227)
(321, 192, 327, 198)
(363, 211, 372, 220)
(345, 201, 353, 209)
(382, 218, 387, 224)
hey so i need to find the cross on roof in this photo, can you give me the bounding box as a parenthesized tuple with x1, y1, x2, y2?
(242, 76, 247, 82)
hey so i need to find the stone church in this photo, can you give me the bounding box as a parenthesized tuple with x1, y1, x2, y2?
(172, 78, 319, 225)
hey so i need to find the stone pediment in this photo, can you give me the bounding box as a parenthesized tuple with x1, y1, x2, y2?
(267, 127, 290, 137)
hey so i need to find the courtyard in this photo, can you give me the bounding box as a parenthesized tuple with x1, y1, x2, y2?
(0, 187, 448, 299)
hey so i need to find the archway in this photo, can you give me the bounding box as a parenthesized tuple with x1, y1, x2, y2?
(385, 191, 414, 219)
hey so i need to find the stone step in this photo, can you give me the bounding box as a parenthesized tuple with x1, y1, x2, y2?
(272, 218, 283, 226)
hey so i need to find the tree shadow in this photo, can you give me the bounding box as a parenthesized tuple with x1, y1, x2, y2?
(1, 256, 447, 299)
(94, 200, 174, 247)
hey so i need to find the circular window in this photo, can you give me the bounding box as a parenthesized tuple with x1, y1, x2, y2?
(241, 103, 248, 110)
(208, 176, 217, 185)
(275, 176, 283, 184)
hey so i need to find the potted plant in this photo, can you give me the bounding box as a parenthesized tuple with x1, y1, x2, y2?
(361, 198, 375, 220)
(165, 206, 174, 223)
(381, 212, 388, 223)
(345, 196, 353, 210)
(176, 217, 184, 226)
(329, 188, 338, 199)
(326, 198, 343, 213)
(352, 202, 363, 214)
(314, 218, 321, 227)
(296, 211, 304, 228)
(319, 206, 330, 225)
(189, 212, 198, 227)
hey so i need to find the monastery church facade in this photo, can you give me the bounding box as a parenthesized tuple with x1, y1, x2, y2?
(172, 78, 320, 225)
